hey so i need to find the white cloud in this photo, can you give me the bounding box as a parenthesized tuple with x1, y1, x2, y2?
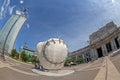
(67, 0, 120, 51)
(0, 0, 6, 19)
(16, 10, 22, 15)
(6, 0, 10, 6)
(9, 6, 16, 15)
(112, 0, 115, 3)
(0, 6, 4, 19)
(20, 0, 24, 4)
(27, 23, 30, 29)
(88, 0, 120, 24)
(66, 35, 89, 52)
(0, 0, 11, 19)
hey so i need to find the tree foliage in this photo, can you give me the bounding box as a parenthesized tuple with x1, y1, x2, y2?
(30, 55, 40, 64)
(75, 58, 84, 63)
(20, 51, 39, 63)
(21, 51, 29, 62)
(64, 58, 74, 66)
(11, 49, 40, 64)
(11, 49, 19, 59)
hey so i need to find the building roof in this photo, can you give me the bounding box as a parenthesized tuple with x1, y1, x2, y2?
(69, 45, 90, 56)
(89, 21, 118, 44)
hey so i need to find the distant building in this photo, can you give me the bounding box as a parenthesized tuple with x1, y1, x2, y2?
(69, 46, 91, 62)
(0, 14, 26, 54)
(69, 21, 120, 62)
(19, 46, 35, 56)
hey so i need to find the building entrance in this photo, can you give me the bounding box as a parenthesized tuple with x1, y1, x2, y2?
(115, 37, 120, 49)
(106, 42, 112, 53)
(97, 47, 103, 58)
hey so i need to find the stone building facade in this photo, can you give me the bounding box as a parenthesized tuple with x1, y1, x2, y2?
(69, 21, 120, 62)
(69, 46, 91, 62)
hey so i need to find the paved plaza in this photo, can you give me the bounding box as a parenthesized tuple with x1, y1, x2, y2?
(0, 53, 119, 80)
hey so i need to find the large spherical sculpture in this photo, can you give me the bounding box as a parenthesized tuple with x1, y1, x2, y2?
(37, 38, 68, 70)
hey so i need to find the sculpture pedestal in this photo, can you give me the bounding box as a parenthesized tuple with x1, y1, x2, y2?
(32, 69, 74, 77)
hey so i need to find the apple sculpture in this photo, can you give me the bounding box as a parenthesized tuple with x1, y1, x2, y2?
(37, 38, 68, 70)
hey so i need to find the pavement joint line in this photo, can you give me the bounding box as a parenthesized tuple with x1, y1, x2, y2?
(0, 60, 11, 68)
(8, 66, 38, 76)
(85, 64, 102, 69)
(5, 61, 15, 66)
(94, 57, 106, 80)
(94, 56, 120, 80)
(4, 56, 35, 70)
(77, 63, 92, 71)
(5, 60, 32, 70)
(16, 65, 31, 70)
(77, 58, 103, 71)
(0, 60, 37, 76)
(107, 57, 120, 80)
(110, 54, 120, 61)
(81, 67, 101, 71)
(5, 56, 33, 66)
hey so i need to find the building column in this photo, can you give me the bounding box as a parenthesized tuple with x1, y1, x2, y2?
(90, 49, 94, 60)
(117, 36, 120, 46)
(82, 54, 85, 62)
(101, 44, 108, 56)
(82, 54, 85, 59)
(91, 48, 98, 60)
(111, 39, 117, 51)
(75, 55, 78, 60)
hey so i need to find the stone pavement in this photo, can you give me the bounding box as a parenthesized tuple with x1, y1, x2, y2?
(0, 56, 100, 80)
(0, 60, 10, 68)
(107, 57, 120, 80)
(0, 55, 119, 80)
(94, 57, 107, 80)
(0, 59, 38, 76)
(110, 53, 120, 73)
(94, 56, 120, 80)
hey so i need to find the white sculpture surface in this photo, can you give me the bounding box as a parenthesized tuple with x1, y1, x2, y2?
(37, 38, 68, 70)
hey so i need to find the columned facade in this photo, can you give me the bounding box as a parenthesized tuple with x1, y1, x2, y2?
(89, 22, 120, 60)
(69, 46, 91, 63)
(111, 39, 117, 51)
(101, 44, 107, 56)
(69, 21, 120, 62)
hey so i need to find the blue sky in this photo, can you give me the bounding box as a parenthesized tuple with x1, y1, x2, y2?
(0, 0, 120, 52)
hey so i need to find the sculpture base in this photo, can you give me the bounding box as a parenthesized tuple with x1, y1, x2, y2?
(32, 69, 74, 77)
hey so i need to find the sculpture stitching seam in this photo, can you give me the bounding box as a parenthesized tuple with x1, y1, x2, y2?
(42, 39, 66, 64)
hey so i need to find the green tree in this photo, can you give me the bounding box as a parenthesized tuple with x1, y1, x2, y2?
(11, 49, 19, 59)
(75, 58, 84, 63)
(27, 54, 32, 62)
(30, 55, 40, 64)
(20, 51, 29, 62)
(64, 58, 74, 66)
